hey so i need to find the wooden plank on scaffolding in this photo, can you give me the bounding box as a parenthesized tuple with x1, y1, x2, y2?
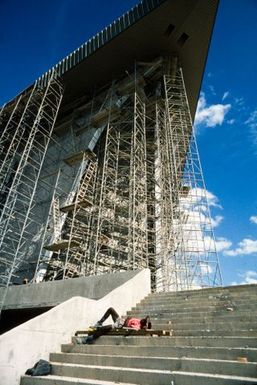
(60, 199, 92, 212)
(44, 239, 80, 251)
(63, 150, 96, 166)
(91, 105, 120, 127)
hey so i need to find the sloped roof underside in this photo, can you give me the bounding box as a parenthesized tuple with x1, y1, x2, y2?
(32, 0, 218, 117)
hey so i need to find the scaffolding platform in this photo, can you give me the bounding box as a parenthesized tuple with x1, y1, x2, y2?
(91, 105, 120, 127)
(117, 75, 146, 95)
(44, 239, 80, 251)
(60, 199, 92, 213)
(63, 150, 96, 166)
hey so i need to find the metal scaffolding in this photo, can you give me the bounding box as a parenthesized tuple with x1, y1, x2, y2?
(0, 72, 64, 312)
(39, 151, 98, 279)
(0, 56, 222, 302)
(154, 69, 222, 290)
(89, 90, 148, 274)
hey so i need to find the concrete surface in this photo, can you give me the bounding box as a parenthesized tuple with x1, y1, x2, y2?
(85, 334, 257, 348)
(20, 283, 257, 385)
(170, 371, 257, 384)
(21, 377, 137, 385)
(49, 352, 257, 377)
(0, 268, 151, 385)
(61, 343, 257, 362)
(0, 270, 143, 310)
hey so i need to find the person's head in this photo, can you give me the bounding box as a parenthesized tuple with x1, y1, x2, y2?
(140, 316, 151, 329)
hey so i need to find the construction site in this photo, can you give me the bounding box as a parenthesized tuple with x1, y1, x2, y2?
(0, 1, 256, 385)
(0, 56, 222, 294)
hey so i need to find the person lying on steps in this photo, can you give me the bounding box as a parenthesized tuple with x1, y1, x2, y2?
(94, 307, 152, 330)
(76, 307, 151, 344)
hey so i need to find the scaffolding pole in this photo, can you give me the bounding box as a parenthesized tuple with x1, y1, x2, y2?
(39, 150, 98, 279)
(0, 56, 222, 293)
(0, 73, 64, 313)
(89, 89, 148, 273)
(154, 68, 222, 290)
(128, 92, 148, 268)
(37, 58, 221, 290)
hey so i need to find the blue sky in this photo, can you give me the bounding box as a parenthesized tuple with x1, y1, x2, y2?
(196, 0, 257, 286)
(0, 0, 256, 286)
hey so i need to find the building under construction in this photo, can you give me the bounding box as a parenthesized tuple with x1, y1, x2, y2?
(0, 0, 222, 314)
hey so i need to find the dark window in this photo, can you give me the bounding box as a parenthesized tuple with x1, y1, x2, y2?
(164, 24, 175, 37)
(177, 33, 189, 46)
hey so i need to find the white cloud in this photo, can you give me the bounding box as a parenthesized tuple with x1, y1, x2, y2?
(205, 190, 223, 209)
(245, 110, 257, 129)
(195, 93, 231, 128)
(235, 97, 244, 106)
(178, 189, 225, 256)
(224, 238, 257, 256)
(227, 119, 235, 125)
(183, 187, 222, 209)
(199, 236, 232, 254)
(250, 216, 257, 224)
(245, 110, 257, 150)
(232, 271, 257, 285)
(179, 188, 222, 235)
(211, 215, 223, 228)
(242, 271, 257, 284)
(222, 91, 229, 101)
(200, 263, 213, 275)
(201, 234, 233, 254)
(208, 85, 216, 96)
(215, 237, 232, 252)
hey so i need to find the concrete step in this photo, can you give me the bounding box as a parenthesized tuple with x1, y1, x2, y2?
(51, 362, 173, 385)
(20, 285, 257, 385)
(88, 335, 257, 348)
(125, 311, 257, 324)
(74, 330, 257, 339)
(170, 371, 257, 385)
(143, 290, 257, 299)
(127, 315, 257, 325)
(152, 321, 257, 331)
(143, 329, 254, 337)
(126, 303, 257, 315)
(130, 299, 256, 311)
(171, 329, 257, 337)
(130, 304, 257, 318)
(50, 353, 257, 377)
(130, 307, 256, 318)
(142, 290, 257, 299)
(144, 292, 257, 302)
(21, 375, 138, 385)
(62, 343, 257, 362)
(50, 352, 257, 378)
(149, 284, 257, 298)
(133, 299, 257, 308)
(135, 312, 257, 323)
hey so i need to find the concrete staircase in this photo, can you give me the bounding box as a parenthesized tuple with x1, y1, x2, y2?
(21, 284, 257, 385)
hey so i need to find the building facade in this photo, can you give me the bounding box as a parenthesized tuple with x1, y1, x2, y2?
(0, 0, 222, 313)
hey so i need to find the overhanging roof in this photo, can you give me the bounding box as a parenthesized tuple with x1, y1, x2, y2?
(38, 0, 219, 118)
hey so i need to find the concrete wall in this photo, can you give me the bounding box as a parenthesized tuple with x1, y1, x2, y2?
(1, 269, 143, 310)
(0, 268, 151, 385)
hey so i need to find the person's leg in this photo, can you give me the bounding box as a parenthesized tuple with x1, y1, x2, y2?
(76, 325, 113, 345)
(98, 307, 120, 325)
(92, 325, 112, 338)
